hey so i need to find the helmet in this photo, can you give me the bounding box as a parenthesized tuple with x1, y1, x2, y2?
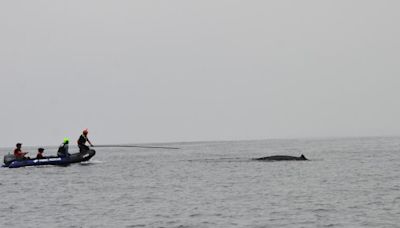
(16, 143, 22, 147)
(83, 129, 89, 134)
(63, 138, 69, 143)
(38, 148, 44, 152)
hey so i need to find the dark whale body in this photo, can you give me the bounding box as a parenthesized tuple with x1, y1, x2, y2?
(254, 154, 308, 161)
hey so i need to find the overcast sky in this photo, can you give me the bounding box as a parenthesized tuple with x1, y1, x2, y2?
(1, 1, 399, 147)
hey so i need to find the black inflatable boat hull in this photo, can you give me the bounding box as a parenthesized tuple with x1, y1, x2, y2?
(4, 150, 96, 168)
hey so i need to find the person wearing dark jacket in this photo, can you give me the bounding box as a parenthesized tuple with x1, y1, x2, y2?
(36, 148, 46, 159)
(77, 129, 93, 153)
(57, 138, 70, 157)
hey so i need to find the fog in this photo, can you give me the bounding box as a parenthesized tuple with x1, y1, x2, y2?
(1, 1, 399, 146)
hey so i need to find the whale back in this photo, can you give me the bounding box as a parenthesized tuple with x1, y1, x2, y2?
(254, 154, 308, 161)
(300, 154, 308, 160)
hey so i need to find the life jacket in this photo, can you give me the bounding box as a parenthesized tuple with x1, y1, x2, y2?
(57, 143, 69, 157)
(78, 134, 88, 145)
(14, 148, 25, 158)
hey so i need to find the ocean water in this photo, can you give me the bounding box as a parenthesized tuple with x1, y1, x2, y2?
(1, 137, 400, 228)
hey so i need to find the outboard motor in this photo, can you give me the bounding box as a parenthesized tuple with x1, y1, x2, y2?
(4, 154, 17, 167)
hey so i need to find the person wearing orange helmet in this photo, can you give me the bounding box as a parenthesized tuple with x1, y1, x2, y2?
(77, 128, 94, 153)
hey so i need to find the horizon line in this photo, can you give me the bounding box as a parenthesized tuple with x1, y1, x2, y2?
(1, 135, 399, 149)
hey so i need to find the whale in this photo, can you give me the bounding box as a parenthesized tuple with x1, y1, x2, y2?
(253, 154, 308, 161)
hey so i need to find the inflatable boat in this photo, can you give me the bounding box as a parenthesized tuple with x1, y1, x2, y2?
(3, 150, 96, 168)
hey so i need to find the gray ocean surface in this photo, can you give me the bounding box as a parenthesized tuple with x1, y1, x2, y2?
(1, 137, 400, 228)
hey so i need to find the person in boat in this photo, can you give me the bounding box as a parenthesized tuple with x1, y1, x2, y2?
(57, 138, 71, 158)
(36, 148, 46, 159)
(14, 143, 30, 160)
(77, 129, 93, 153)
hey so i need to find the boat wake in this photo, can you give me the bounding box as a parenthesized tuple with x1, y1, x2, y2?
(80, 160, 104, 165)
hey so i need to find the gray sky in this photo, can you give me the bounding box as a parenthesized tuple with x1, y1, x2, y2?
(1, 1, 399, 146)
